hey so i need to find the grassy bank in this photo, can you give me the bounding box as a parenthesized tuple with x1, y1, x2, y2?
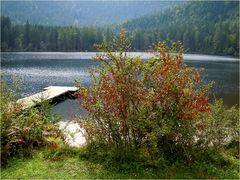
(1, 146, 239, 179)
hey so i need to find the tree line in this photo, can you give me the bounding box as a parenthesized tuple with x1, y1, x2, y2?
(1, 16, 112, 52)
(1, 16, 165, 52)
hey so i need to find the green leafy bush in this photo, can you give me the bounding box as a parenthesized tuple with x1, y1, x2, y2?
(195, 99, 239, 152)
(0, 79, 64, 165)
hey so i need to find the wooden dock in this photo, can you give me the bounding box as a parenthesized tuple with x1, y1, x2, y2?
(17, 86, 78, 110)
(17, 86, 86, 147)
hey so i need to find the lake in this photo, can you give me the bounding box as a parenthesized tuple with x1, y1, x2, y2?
(1, 52, 239, 120)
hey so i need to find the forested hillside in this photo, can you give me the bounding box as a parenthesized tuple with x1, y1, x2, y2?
(123, 1, 239, 56)
(1, 1, 239, 56)
(1, 1, 177, 26)
(1, 16, 113, 51)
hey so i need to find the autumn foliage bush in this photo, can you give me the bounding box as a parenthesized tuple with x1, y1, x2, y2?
(76, 30, 237, 162)
(0, 79, 64, 166)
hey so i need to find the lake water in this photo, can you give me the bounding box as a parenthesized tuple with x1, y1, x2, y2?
(1, 52, 239, 120)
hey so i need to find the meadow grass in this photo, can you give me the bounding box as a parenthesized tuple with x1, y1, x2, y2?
(1, 146, 239, 179)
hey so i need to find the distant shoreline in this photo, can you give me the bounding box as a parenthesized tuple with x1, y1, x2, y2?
(1, 51, 239, 61)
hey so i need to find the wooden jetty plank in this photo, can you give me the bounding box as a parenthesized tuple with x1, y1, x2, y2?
(17, 86, 78, 110)
(43, 86, 78, 91)
(17, 86, 86, 147)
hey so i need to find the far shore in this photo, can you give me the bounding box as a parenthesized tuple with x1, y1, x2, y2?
(1, 51, 239, 61)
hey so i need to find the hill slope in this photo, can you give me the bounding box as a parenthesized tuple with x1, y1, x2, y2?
(123, 1, 239, 56)
(1, 1, 180, 26)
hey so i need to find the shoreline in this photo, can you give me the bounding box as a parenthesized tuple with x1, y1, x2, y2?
(1, 51, 239, 61)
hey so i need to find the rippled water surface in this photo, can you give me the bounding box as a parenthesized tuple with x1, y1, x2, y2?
(1, 52, 239, 119)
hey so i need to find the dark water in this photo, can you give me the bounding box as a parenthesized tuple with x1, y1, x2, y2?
(1, 52, 239, 120)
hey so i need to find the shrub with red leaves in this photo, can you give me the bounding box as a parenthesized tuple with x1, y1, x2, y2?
(76, 30, 213, 161)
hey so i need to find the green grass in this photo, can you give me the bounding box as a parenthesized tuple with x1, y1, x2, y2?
(1, 147, 239, 179)
(1, 151, 126, 179)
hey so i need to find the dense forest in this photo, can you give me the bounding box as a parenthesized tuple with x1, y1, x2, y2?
(1, 16, 112, 52)
(1, 1, 239, 56)
(123, 1, 239, 56)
